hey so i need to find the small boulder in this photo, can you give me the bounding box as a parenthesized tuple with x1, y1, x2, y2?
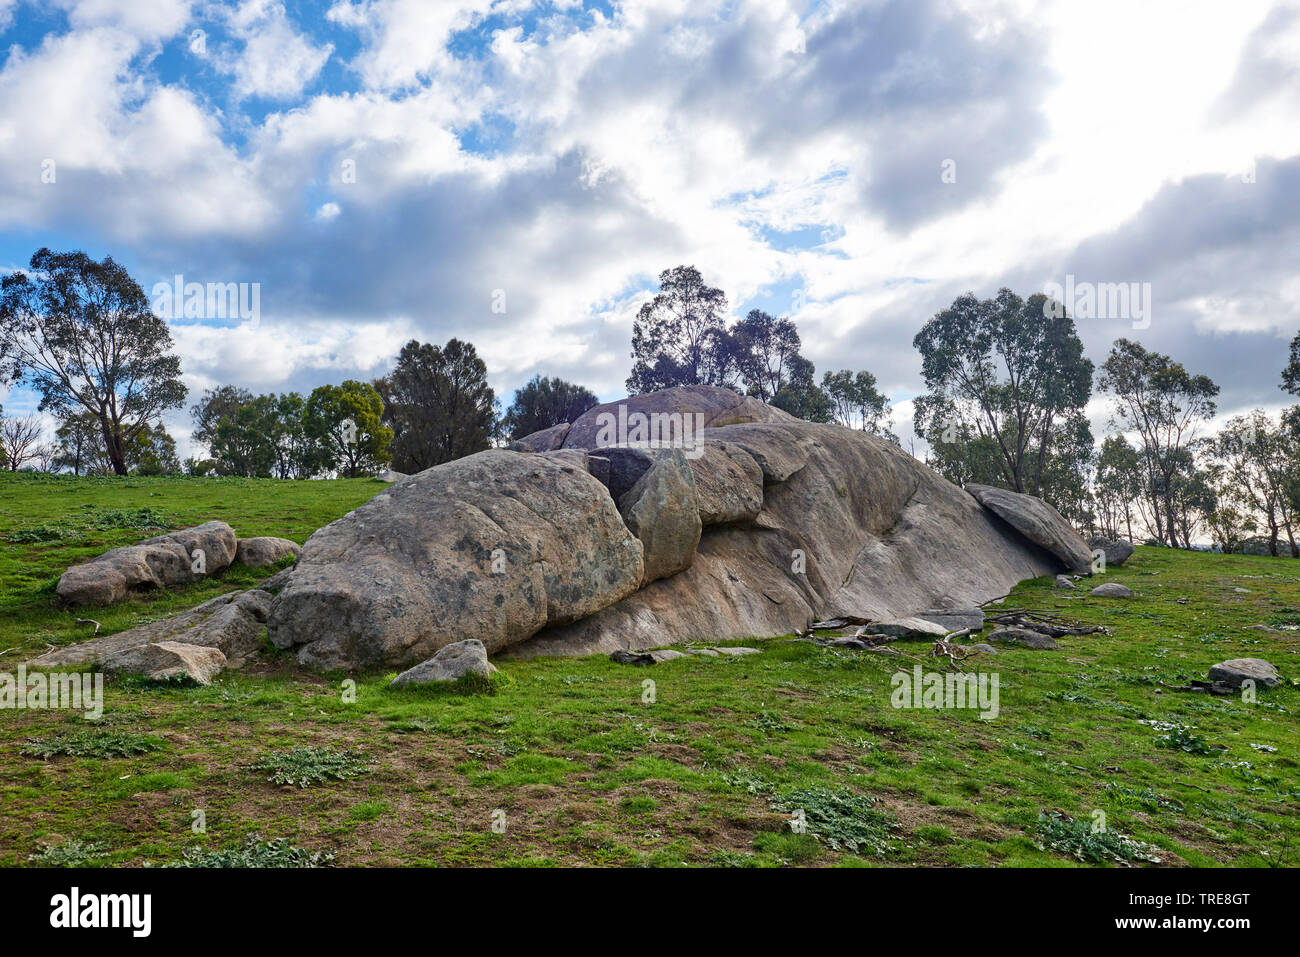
(868, 617, 949, 640)
(714, 646, 760, 656)
(507, 421, 571, 452)
(987, 626, 1059, 650)
(1207, 657, 1281, 689)
(1055, 575, 1076, 589)
(1088, 537, 1135, 567)
(1090, 582, 1134, 598)
(101, 641, 227, 685)
(389, 639, 496, 687)
(235, 536, 300, 568)
(972, 643, 998, 655)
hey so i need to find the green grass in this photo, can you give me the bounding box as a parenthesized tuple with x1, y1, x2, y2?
(1, 472, 1298, 867)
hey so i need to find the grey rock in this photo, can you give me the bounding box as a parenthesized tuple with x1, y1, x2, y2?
(507, 390, 1058, 659)
(28, 589, 272, 670)
(689, 441, 764, 525)
(57, 521, 237, 605)
(377, 468, 409, 483)
(267, 449, 644, 670)
(965, 484, 1093, 573)
(507, 421, 571, 452)
(1090, 582, 1134, 598)
(987, 626, 1059, 650)
(1088, 537, 1134, 567)
(618, 449, 702, 585)
(562, 385, 795, 450)
(714, 646, 761, 656)
(917, 607, 985, 631)
(1207, 657, 1281, 689)
(235, 536, 300, 568)
(868, 617, 950, 640)
(1055, 574, 1076, 589)
(683, 648, 719, 657)
(972, 643, 998, 654)
(609, 649, 656, 666)
(101, 641, 227, 685)
(389, 639, 496, 687)
(258, 567, 296, 595)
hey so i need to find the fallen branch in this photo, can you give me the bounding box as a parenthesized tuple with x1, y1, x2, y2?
(75, 618, 101, 636)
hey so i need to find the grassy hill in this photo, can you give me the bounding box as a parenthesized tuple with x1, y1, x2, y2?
(0, 472, 1297, 867)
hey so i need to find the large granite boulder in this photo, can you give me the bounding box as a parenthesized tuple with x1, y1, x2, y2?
(56, 521, 238, 605)
(617, 449, 702, 585)
(964, 485, 1093, 574)
(266, 449, 645, 670)
(28, 589, 273, 670)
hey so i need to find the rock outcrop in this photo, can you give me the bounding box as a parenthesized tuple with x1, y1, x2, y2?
(34, 385, 1091, 673)
(56, 521, 238, 605)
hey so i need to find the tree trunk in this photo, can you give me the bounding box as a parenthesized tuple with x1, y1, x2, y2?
(99, 415, 129, 476)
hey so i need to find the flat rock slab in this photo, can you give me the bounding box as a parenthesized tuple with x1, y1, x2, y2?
(987, 626, 1059, 650)
(390, 639, 496, 687)
(27, 589, 272, 670)
(966, 484, 1093, 574)
(235, 536, 300, 568)
(1208, 657, 1281, 689)
(916, 608, 985, 632)
(714, 646, 761, 656)
(869, 617, 949, 640)
(1090, 582, 1134, 598)
(57, 521, 237, 605)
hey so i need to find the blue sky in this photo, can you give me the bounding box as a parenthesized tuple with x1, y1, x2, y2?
(2, 0, 1299, 456)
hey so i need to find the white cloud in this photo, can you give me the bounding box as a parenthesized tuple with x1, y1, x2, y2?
(220, 1, 333, 100)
